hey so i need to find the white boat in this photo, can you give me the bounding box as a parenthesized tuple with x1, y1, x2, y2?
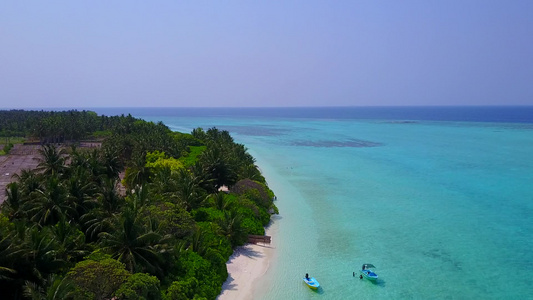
(360, 263, 378, 281)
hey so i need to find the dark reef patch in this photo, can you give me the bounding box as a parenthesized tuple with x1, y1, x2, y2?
(291, 138, 383, 148)
(383, 120, 419, 124)
(219, 125, 286, 136)
(423, 248, 463, 271)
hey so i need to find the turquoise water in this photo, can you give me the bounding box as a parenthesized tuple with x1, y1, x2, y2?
(130, 113, 533, 299)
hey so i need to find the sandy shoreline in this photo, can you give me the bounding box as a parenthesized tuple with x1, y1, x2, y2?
(217, 226, 276, 300)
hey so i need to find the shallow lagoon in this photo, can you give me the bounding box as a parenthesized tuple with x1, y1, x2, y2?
(99, 107, 533, 299)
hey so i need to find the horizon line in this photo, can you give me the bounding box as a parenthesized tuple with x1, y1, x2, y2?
(2, 104, 533, 110)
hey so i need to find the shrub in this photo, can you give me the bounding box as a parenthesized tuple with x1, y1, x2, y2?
(2, 143, 13, 154)
(115, 273, 161, 300)
(231, 179, 274, 209)
(165, 251, 221, 300)
(67, 258, 130, 300)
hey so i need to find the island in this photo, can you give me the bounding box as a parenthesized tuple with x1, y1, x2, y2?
(0, 109, 277, 300)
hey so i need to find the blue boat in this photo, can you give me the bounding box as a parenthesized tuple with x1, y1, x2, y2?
(360, 264, 378, 281)
(303, 274, 320, 289)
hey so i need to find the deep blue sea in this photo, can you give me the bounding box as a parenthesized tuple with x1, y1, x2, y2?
(93, 106, 533, 299)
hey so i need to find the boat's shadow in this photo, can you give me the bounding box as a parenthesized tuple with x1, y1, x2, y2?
(356, 277, 386, 287)
(369, 278, 386, 287)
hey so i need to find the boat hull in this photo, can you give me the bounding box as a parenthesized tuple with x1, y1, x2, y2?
(360, 270, 378, 281)
(303, 277, 320, 289)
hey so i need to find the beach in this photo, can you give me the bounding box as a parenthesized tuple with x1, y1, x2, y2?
(216, 157, 281, 300)
(217, 225, 275, 300)
(133, 108, 533, 299)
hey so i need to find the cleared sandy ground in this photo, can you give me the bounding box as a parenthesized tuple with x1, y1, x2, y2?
(0, 143, 102, 202)
(0, 144, 40, 202)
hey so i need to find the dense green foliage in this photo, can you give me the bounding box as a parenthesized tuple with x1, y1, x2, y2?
(0, 110, 277, 299)
(0, 110, 116, 143)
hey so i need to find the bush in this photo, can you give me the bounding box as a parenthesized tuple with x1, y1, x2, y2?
(2, 143, 13, 154)
(144, 203, 195, 239)
(145, 150, 184, 172)
(192, 207, 223, 223)
(165, 251, 221, 300)
(231, 179, 274, 210)
(67, 258, 130, 300)
(115, 273, 161, 300)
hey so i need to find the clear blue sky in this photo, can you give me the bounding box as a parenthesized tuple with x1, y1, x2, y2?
(1, 1, 532, 108)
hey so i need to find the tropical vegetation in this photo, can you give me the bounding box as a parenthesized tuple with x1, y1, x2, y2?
(0, 110, 277, 299)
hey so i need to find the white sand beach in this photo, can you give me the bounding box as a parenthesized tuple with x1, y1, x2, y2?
(217, 227, 276, 300)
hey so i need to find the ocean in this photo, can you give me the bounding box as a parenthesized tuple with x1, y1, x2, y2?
(93, 106, 533, 299)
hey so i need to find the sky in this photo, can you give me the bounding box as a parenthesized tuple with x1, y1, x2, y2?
(1, 1, 532, 108)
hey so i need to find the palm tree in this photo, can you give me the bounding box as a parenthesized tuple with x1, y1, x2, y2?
(81, 178, 122, 242)
(19, 226, 65, 283)
(67, 143, 81, 165)
(85, 149, 106, 182)
(191, 127, 206, 140)
(0, 232, 18, 281)
(14, 169, 42, 196)
(126, 184, 150, 211)
(26, 176, 75, 226)
(218, 210, 246, 247)
(188, 227, 211, 256)
(50, 217, 88, 264)
(174, 169, 206, 211)
(149, 166, 176, 196)
(23, 274, 74, 300)
(124, 153, 152, 189)
(98, 177, 123, 214)
(198, 145, 237, 191)
(212, 192, 234, 211)
(36, 145, 67, 177)
(3, 182, 25, 220)
(80, 209, 113, 243)
(98, 208, 168, 275)
(189, 161, 215, 193)
(238, 163, 264, 182)
(102, 148, 123, 179)
(65, 166, 97, 222)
